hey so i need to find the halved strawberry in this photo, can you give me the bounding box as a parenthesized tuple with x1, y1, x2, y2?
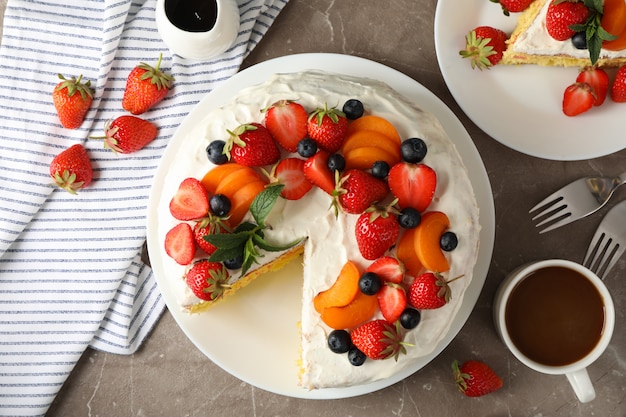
(388, 162, 436, 212)
(562, 82, 595, 117)
(164, 223, 196, 265)
(303, 150, 335, 195)
(273, 157, 313, 200)
(169, 177, 210, 221)
(365, 256, 404, 284)
(576, 67, 609, 106)
(263, 100, 308, 152)
(377, 283, 407, 323)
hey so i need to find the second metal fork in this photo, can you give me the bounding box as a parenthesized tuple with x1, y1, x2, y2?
(529, 171, 626, 234)
(583, 200, 626, 280)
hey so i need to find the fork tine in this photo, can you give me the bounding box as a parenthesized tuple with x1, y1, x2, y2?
(535, 215, 578, 234)
(583, 231, 605, 269)
(529, 194, 564, 214)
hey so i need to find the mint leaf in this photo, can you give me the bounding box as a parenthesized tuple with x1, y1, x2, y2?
(250, 184, 283, 226)
(253, 234, 304, 252)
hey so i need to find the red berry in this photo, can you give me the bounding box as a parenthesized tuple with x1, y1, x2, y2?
(562, 82, 595, 117)
(49, 144, 93, 194)
(99, 115, 158, 153)
(576, 67, 609, 106)
(611, 65, 626, 102)
(303, 150, 335, 195)
(497, 0, 533, 14)
(355, 208, 400, 260)
(377, 283, 407, 323)
(453, 360, 503, 397)
(224, 123, 281, 167)
(122, 54, 174, 115)
(546, 1, 589, 41)
(350, 320, 406, 360)
(185, 260, 230, 301)
(52, 74, 93, 129)
(306, 104, 349, 153)
(336, 169, 388, 215)
(388, 162, 436, 212)
(408, 272, 450, 310)
(169, 177, 210, 221)
(263, 100, 308, 152)
(365, 256, 405, 284)
(164, 223, 196, 265)
(193, 217, 229, 255)
(460, 26, 508, 70)
(273, 157, 313, 200)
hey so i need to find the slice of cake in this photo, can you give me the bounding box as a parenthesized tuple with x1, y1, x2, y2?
(155, 70, 480, 390)
(502, 0, 626, 67)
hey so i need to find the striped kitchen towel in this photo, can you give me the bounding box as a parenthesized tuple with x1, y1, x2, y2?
(0, 0, 288, 415)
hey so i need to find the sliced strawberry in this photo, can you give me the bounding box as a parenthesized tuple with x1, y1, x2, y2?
(388, 162, 436, 212)
(365, 256, 404, 284)
(274, 157, 313, 200)
(377, 283, 407, 323)
(576, 67, 609, 106)
(562, 82, 595, 117)
(164, 223, 196, 265)
(303, 150, 335, 195)
(169, 177, 210, 221)
(263, 100, 308, 152)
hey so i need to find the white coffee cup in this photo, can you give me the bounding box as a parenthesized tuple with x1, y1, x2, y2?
(493, 259, 615, 403)
(155, 0, 240, 61)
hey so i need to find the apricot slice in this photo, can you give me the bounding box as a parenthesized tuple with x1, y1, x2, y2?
(228, 180, 267, 226)
(313, 260, 361, 313)
(201, 163, 247, 194)
(344, 146, 400, 171)
(346, 115, 402, 144)
(414, 211, 450, 273)
(320, 291, 378, 330)
(602, 0, 626, 50)
(341, 130, 401, 159)
(396, 228, 423, 277)
(215, 167, 264, 198)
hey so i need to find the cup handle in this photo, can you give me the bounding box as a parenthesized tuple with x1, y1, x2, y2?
(566, 368, 596, 403)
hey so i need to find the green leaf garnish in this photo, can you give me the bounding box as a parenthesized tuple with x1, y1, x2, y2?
(570, 0, 618, 65)
(204, 184, 304, 275)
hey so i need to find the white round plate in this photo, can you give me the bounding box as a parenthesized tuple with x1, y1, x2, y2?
(434, 0, 626, 161)
(146, 53, 495, 399)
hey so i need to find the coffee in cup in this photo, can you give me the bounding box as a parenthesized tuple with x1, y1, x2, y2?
(494, 260, 615, 403)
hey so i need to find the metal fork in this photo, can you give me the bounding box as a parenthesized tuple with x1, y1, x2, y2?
(529, 171, 626, 234)
(583, 200, 626, 279)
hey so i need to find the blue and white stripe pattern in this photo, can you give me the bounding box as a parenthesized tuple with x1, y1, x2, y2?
(0, 0, 288, 415)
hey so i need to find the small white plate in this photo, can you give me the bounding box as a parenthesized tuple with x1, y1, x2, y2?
(146, 53, 495, 399)
(435, 0, 626, 161)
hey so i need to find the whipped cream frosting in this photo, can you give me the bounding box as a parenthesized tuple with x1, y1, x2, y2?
(156, 70, 480, 389)
(511, 0, 626, 60)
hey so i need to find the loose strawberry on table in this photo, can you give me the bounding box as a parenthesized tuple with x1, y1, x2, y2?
(453, 360, 503, 397)
(92, 115, 158, 153)
(52, 74, 93, 129)
(49, 143, 93, 194)
(122, 53, 174, 115)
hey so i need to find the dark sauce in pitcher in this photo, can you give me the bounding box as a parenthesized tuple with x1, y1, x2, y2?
(165, 0, 218, 32)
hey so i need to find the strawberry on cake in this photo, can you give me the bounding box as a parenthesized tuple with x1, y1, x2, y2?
(156, 70, 480, 389)
(502, 0, 626, 67)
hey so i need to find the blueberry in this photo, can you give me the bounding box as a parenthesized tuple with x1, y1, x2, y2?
(223, 254, 243, 270)
(327, 153, 346, 172)
(399, 308, 421, 330)
(297, 138, 318, 158)
(401, 138, 427, 163)
(209, 194, 231, 217)
(206, 140, 229, 165)
(358, 272, 382, 295)
(327, 330, 351, 353)
(371, 160, 390, 179)
(348, 346, 367, 366)
(571, 31, 587, 50)
(398, 207, 421, 229)
(342, 99, 364, 120)
(440, 231, 458, 251)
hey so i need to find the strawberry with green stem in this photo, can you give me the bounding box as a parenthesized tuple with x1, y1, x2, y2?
(52, 74, 93, 129)
(223, 123, 281, 167)
(307, 103, 349, 153)
(185, 260, 231, 301)
(350, 320, 409, 360)
(92, 115, 158, 154)
(453, 360, 503, 397)
(460, 26, 508, 70)
(49, 143, 94, 194)
(122, 53, 174, 115)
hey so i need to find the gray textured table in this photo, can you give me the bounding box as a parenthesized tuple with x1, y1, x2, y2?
(1, 1, 624, 416)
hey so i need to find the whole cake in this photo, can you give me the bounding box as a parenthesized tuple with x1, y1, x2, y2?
(156, 70, 481, 389)
(502, 0, 626, 67)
